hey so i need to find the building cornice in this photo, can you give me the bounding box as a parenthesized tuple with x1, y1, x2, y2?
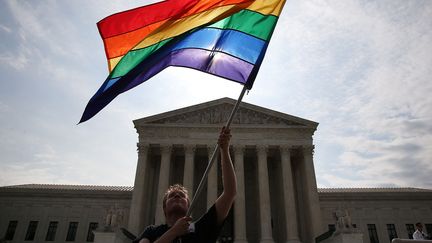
(0, 184, 133, 199)
(2, 185, 431, 201)
(318, 187, 432, 201)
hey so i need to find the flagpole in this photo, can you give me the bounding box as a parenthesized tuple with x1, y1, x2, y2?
(186, 85, 248, 217)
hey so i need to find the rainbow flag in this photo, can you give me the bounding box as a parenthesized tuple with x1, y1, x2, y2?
(80, 0, 286, 123)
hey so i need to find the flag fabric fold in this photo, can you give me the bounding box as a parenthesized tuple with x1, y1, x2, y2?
(80, 0, 286, 123)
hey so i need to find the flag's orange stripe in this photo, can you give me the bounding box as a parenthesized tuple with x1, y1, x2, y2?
(104, 21, 163, 59)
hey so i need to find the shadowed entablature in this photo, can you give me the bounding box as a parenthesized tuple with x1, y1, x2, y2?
(133, 97, 318, 148)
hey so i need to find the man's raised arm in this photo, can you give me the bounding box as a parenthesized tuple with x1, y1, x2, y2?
(215, 127, 237, 225)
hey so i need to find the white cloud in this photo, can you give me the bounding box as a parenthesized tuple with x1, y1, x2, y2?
(6, 1, 79, 57)
(0, 136, 137, 186)
(0, 45, 30, 70)
(0, 24, 11, 33)
(0, 101, 10, 113)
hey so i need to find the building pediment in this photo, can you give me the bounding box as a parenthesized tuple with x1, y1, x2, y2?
(134, 98, 318, 128)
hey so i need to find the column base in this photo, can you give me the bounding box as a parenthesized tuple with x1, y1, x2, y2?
(234, 239, 248, 243)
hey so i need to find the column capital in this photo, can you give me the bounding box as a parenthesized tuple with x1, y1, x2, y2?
(256, 145, 268, 154)
(301, 145, 315, 155)
(160, 144, 172, 154)
(184, 144, 196, 154)
(137, 143, 149, 154)
(279, 145, 293, 154)
(232, 144, 245, 154)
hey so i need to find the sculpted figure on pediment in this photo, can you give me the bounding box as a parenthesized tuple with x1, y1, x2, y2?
(149, 104, 304, 126)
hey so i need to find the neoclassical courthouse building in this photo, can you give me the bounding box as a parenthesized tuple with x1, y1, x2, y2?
(1, 98, 431, 243)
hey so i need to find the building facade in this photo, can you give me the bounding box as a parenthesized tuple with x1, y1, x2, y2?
(0, 185, 131, 243)
(319, 188, 432, 242)
(1, 98, 431, 243)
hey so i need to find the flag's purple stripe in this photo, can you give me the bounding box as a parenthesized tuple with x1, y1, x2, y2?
(80, 48, 253, 122)
(125, 48, 253, 91)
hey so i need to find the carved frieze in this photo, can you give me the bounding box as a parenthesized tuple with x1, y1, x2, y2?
(148, 104, 304, 126)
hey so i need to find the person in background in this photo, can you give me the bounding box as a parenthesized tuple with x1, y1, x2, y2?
(413, 222, 429, 240)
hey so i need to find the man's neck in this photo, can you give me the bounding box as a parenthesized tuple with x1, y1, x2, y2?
(166, 213, 185, 226)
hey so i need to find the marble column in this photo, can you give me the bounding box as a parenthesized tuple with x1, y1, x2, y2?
(183, 145, 195, 197)
(280, 146, 301, 243)
(233, 145, 248, 243)
(155, 145, 172, 225)
(302, 145, 323, 242)
(207, 145, 218, 208)
(128, 144, 149, 235)
(257, 145, 274, 243)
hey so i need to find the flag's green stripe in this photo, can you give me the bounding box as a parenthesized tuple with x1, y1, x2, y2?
(109, 38, 172, 79)
(206, 9, 278, 41)
(109, 9, 277, 79)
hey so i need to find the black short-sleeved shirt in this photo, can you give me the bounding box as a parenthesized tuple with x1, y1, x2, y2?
(133, 204, 223, 243)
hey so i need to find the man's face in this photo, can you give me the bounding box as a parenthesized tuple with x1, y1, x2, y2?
(164, 189, 189, 216)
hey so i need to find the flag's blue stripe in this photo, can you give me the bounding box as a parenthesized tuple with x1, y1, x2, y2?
(112, 27, 266, 79)
(162, 27, 265, 64)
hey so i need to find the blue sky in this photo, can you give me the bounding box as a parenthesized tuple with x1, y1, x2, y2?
(0, 0, 431, 188)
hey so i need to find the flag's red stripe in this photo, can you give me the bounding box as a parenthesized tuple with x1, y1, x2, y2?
(98, 0, 250, 39)
(97, 0, 198, 38)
